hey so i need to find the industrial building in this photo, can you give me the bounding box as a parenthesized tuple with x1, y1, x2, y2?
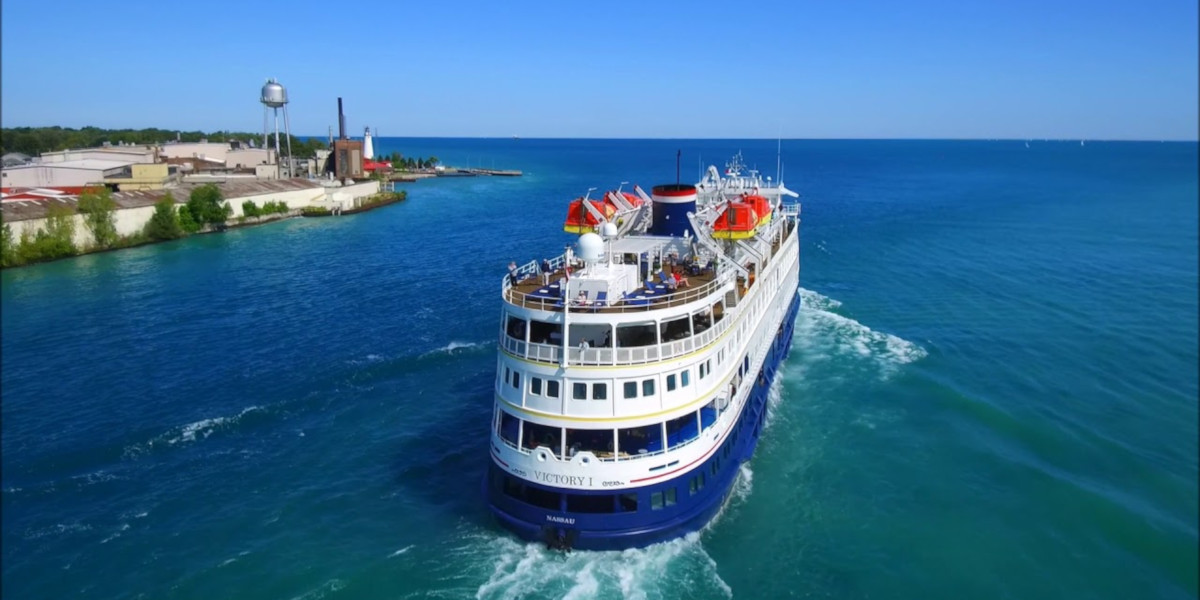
(0, 79, 374, 217)
(1, 159, 136, 188)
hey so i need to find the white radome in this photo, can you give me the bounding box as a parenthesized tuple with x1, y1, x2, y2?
(577, 232, 604, 261)
(599, 222, 618, 238)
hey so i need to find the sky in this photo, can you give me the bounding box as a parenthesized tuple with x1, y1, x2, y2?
(1, 0, 1197, 140)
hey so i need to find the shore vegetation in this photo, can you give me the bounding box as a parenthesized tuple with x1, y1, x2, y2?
(2, 126, 329, 158)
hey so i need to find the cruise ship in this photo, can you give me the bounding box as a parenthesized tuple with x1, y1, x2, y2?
(485, 153, 802, 550)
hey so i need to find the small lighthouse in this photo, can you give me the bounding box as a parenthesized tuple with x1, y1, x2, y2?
(363, 127, 374, 160)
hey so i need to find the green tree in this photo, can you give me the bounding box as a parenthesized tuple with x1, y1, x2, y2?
(177, 205, 200, 233)
(31, 205, 78, 260)
(144, 194, 183, 240)
(242, 200, 260, 218)
(76, 187, 118, 248)
(186, 184, 229, 227)
(1, 219, 14, 267)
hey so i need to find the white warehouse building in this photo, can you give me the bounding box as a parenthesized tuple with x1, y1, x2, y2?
(0, 159, 136, 188)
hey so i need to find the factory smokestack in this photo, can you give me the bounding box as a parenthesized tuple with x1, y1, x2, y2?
(337, 97, 346, 140)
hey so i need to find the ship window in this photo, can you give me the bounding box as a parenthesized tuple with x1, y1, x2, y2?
(616, 322, 658, 347)
(528, 319, 562, 345)
(511, 372, 520, 389)
(711, 301, 725, 323)
(592, 383, 607, 400)
(689, 477, 698, 495)
(650, 492, 664, 510)
(666, 374, 676, 392)
(530, 377, 542, 396)
(618, 424, 663, 455)
(701, 400, 717, 431)
(698, 472, 705, 490)
(499, 411, 520, 446)
(547, 380, 560, 398)
(692, 309, 712, 334)
(744, 356, 750, 374)
(567, 494, 615, 513)
(660, 316, 690, 343)
(506, 315, 526, 340)
(699, 363, 707, 379)
(681, 370, 690, 387)
(642, 379, 655, 396)
(665, 413, 699, 448)
(501, 474, 524, 500)
(504, 367, 511, 384)
(523, 485, 561, 510)
(618, 493, 638, 512)
(623, 381, 638, 399)
(665, 487, 677, 507)
(522, 422, 562, 457)
(566, 428, 614, 458)
(573, 382, 587, 400)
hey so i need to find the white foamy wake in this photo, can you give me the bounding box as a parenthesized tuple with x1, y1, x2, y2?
(762, 376, 785, 432)
(424, 340, 489, 357)
(794, 288, 926, 380)
(464, 531, 731, 600)
(23, 521, 93, 541)
(124, 406, 266, 458)
(167, 405, 264, 445)
(345, 353, 386, 365)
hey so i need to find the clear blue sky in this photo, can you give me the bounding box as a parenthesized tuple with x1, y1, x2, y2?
(2, 0, 1197, 140)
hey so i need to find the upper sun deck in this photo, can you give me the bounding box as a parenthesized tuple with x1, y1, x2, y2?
(501, 217, 792, 317)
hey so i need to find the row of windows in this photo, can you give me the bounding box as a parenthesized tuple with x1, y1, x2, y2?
(496, 397, 730, 459)
(505, 300, 725, 350)
(501, 356, 721, 403)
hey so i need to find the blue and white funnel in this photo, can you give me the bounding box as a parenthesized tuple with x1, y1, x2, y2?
(649, 184, 697, 237)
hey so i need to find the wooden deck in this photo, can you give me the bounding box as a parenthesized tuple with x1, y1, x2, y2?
(506, 263, 721, 313)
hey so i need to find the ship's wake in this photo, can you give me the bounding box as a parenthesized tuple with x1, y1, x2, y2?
(793, 287, 926, 381)
(461, 531, 731, 600)
(450, 464, 758, 600)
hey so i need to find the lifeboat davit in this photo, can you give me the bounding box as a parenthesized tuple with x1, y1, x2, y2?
(712, 202, 758, 239)
(563, 198, 617, 234)
(743, 194, 772, 226)
(617, 191, 643, 208)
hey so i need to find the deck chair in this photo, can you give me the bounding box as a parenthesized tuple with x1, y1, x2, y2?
(592, 291, 608, 311)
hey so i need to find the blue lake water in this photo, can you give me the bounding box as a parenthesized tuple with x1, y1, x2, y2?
(2, 138, 1197, 599)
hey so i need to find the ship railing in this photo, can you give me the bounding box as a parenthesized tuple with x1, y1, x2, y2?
(500, 299, 740, 367)
(506, 268, 734, 314)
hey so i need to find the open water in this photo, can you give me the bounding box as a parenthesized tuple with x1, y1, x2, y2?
(2, 139, 1197, 599)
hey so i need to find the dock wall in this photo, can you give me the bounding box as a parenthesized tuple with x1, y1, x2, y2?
(5, 182, 376, 250)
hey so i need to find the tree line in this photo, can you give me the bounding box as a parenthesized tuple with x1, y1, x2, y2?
(385, 151, 439, 170)
(1, 126, 329, 159)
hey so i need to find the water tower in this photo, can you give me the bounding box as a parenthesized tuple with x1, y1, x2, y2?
(260, 78, 293, 178)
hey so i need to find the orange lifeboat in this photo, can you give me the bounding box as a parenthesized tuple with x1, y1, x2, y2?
(743, 194, 771, 226)
(563, 198, 617, 234)
(712, 202, 758, 239)
(619, 191, 643, 208)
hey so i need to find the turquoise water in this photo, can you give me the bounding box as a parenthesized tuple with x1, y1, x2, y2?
(2, 139, 1196, 599)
